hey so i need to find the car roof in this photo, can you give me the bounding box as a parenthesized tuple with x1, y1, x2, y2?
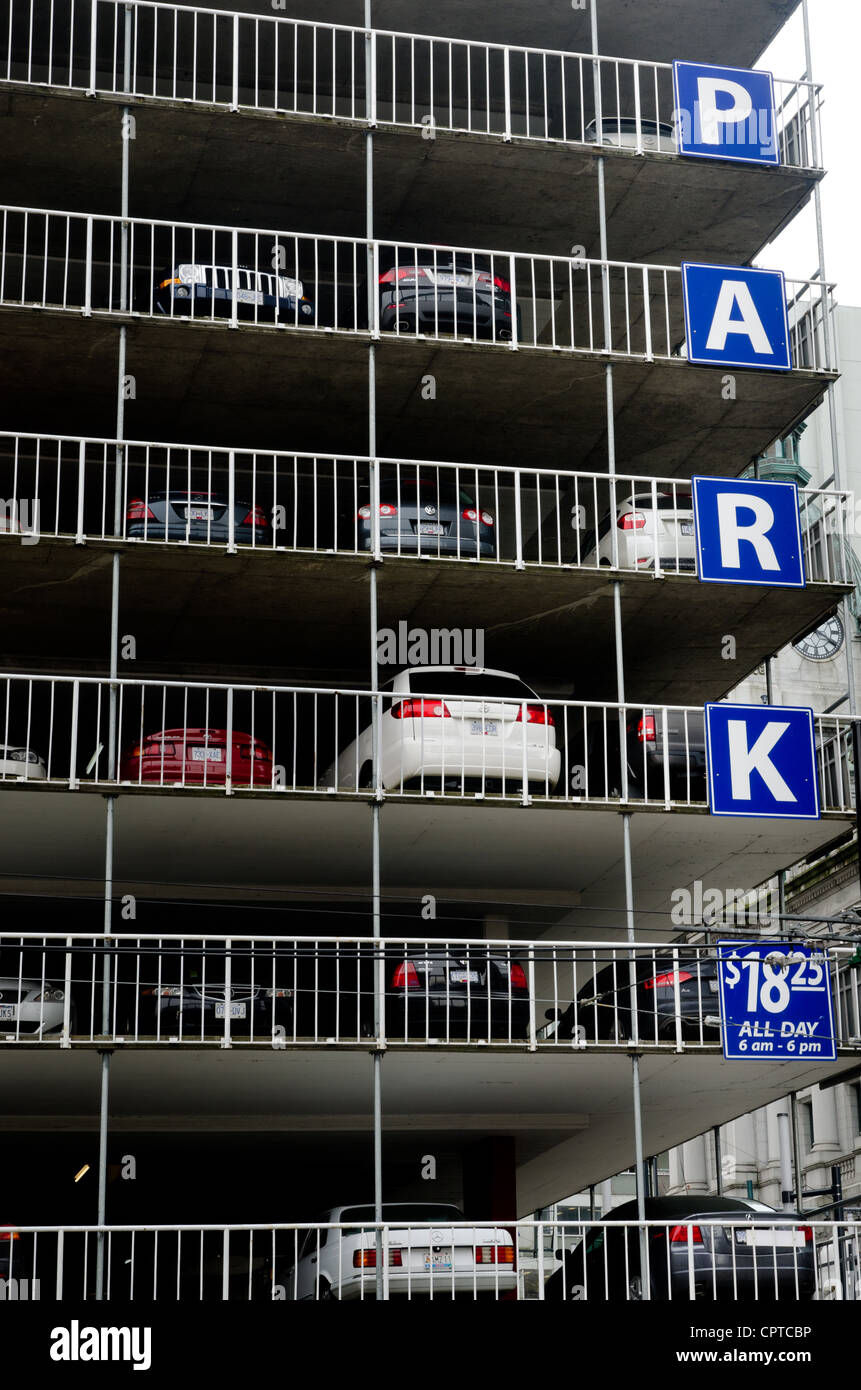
(604, 1195, 778, 1220)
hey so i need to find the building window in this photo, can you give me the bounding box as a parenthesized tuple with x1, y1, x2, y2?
(799, 1101, 815, 1150)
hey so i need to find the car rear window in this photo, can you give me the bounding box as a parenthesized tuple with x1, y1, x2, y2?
(627, 492, 693, 510)
(380, 479, 475, 506)
(340, 1204, 463, 1226)
(406, 673, 538, 699)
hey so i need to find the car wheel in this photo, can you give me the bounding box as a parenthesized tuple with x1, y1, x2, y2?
(628, 1275, 645, 1301)
(359, 762, 374, 790)
(319, 1281, 337, 1301)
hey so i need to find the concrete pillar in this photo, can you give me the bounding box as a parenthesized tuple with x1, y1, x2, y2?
(679, 1137, 709, 1194)
(811, 1085, 841, 1157)
(599, 1179, 613, 1215)
(729, 1113, 758, 1195)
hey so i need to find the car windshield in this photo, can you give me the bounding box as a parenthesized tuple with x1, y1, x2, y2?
(406, 673, 538, 700)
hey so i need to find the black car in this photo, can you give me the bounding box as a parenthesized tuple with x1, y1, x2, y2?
(572, 707, 706, 800)
(377, 246, 520, 340)
(126, 490, 271, 545)
(353, 475, 496, 558)
(383, 947, 530, 1041)
(124, 967, 293, 1042)
(549, 954, 721, 1043)
(544, 1196, 816, 1302)
(152, 262, 314, 323)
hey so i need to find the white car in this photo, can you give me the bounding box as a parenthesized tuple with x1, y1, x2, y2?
(585, 115, 677, 154)
(0, 977, 73, 1036)
(584, 490, 696, 573)
(281, 1204, 517, 1300)
(0, 743, 46, 780)
(323, 665, 561, 794)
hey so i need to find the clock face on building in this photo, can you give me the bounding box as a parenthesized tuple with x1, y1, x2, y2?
(793, 615, 845, 662)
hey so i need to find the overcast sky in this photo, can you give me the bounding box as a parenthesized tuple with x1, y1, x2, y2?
(759, 0, 861, 305)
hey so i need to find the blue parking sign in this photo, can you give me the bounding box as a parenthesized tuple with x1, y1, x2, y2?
(682, 263, 791, 371)
(705, 704, 819, 820)
(717, 942, 836, 1062)
(673, 61, 779, 165)
(692, 476, 805, 587)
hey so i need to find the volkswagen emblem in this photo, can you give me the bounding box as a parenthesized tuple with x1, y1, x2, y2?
(424, 505, 436, 516)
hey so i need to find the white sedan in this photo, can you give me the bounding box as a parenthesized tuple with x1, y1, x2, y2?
(323, 665, 561, 794)
(281, 1204, 517, 1300)
(0, 743, 46, 780)
(584, 490, 697, 573)
(0, 977, 73, 1037)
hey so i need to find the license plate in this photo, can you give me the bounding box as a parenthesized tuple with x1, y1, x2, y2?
(418, 523, 445, 535)
(450, 970, 480, 984)
(235, 288, 264, 305)
(185, 506, 213, 521)
(679, 522, 694, 535)
(424, 1250, 453, 1271)
(471, 720, 498, 736)
(215, 1003, 247, 1019)
(191, 747, 223, 762)
(0, 1005, 16, 1021)
(737, 1229, 805, 1248)
(434, 273, 471, 287)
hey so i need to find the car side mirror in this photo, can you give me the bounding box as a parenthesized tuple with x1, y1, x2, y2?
(545, 1008, 562, 1022)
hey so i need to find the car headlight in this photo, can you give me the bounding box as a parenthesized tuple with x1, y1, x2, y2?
(265, 988, 293, 999)
(177, 264, 207, 285)
(8, 749, 37, 762)
(175, 285, 190, 298)
(34, 987, 64, 1003)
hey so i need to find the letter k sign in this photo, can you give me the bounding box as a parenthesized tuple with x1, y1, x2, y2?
(705, 704, 820, 819)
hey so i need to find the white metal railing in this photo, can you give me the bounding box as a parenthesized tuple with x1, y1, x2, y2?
(0, 206, 838, 369)
(0, 0, 824, 169)
(0, 672, 854, 810)
(0, 932, 858, 1053)
(0, 430, 852, 582)
(0, 1216, 855, 1301)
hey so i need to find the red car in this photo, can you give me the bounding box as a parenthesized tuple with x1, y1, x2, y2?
(119, 728, 274, 787)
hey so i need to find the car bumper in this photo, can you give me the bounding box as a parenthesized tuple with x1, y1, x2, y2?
(126, 522, 266, 545)
(336, 1271, 518, 1299)
(386, 995, 530, 1039)
(0, 759, 46, 780)
(357, 529, 495, 558)
(382, 739, 561, 791)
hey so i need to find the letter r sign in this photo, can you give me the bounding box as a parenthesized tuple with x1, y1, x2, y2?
(692, 476, 805, 587)
(705, 704, 819, 819)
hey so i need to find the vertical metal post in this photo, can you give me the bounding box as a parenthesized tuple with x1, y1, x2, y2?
(777, 1109, 794, 1210)
(592, 0, 647, 1291)
(802, 0, 856, 724)
(713, 1125, 723, 1195)
(790, 1092, 804, 1210)
(365, 0, 384, 1302)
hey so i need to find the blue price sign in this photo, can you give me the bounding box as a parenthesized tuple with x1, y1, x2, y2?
(717, 941, 836, 1061)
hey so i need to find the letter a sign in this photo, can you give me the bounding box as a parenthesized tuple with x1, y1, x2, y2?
(705, 704, 819, 819)
(682, 263, 791, 371)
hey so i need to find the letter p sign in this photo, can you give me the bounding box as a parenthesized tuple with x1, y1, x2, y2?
(692, 476, 805, 587)
(705, 704, 819, 819)
(673, 61, 778, 165)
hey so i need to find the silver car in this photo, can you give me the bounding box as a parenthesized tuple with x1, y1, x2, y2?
(585, 116, 677, 154)
(0, 977, 73, 1037)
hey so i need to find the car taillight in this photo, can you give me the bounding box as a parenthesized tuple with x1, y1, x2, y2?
(241, 505, 269, 528)
(644, 970, 693, 990)
(126, 498, 155, 521)
(618, 512, 646, 529)
(475, 1245, 515, 1265)
(357, 503, 397, 519)
(354, 1248, 403, 1267)
(462, 508, 478, 522)
(516, 705, 554, 726)
(392, 961, 420, 989)
(480, 510, 494, 526)
(379, 266, 427, 284)
(510, 963, 528, 991)
(391, 698, 451, 719)
(494, 275, 511, 293)
(669, 1225, 703, 1244)
(799, 1225, 813, 1244)
(637, 716, 656, 743)
(253, 746, 273, 761)
(128, 745, 142, 759)
(0, 1230, 19, 1243)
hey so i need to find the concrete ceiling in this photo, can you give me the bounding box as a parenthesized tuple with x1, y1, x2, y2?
(0, 312, 832, 478)
(0, 1045, 845, 1213)
(0, 787, 850, 919)
(0, 90, 818, 266)
(0, 539, 848, 707)
(199, 1, 801, 70)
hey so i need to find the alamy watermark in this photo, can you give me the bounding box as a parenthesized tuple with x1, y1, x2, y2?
(670, 880, 775, 928)
(0, 499, 39, 545)
(376, 621, 485, 668)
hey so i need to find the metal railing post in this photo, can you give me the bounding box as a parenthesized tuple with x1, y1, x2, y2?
(227, 450, 236, 553)
(513, 471, 524, 570)
(88, 0, 98, 94)
(503, 47, 512, 141)
(231, 13, 239, 110)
